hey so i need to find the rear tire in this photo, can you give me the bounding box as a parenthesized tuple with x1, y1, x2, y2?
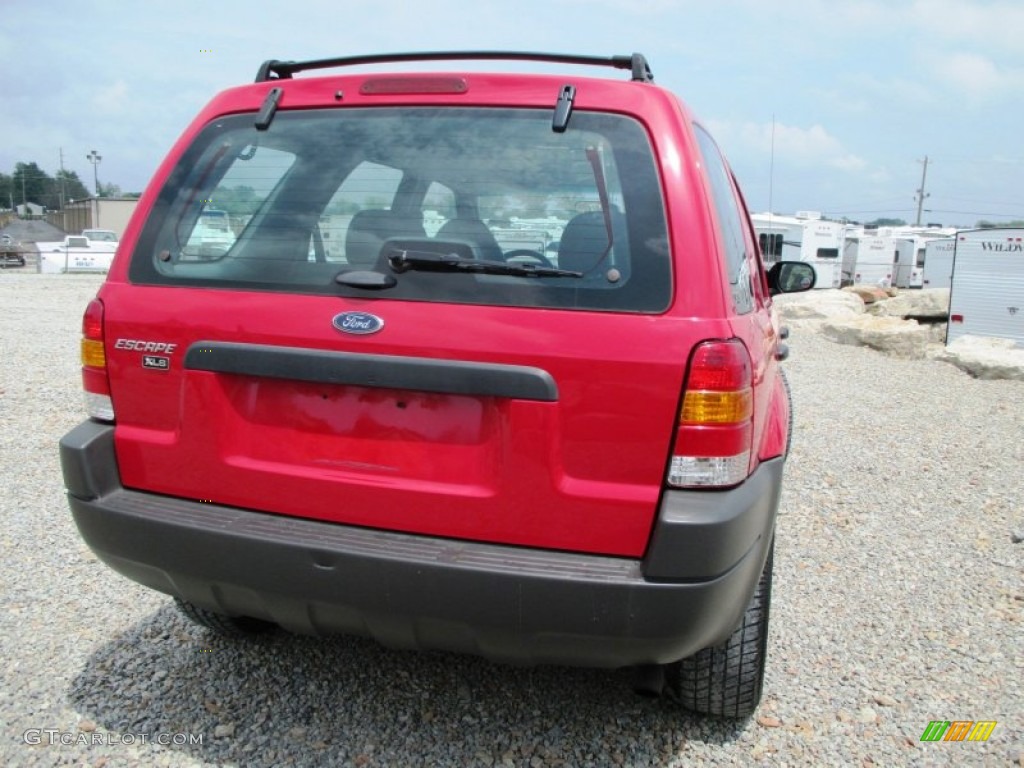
(174, 598, 275, 637)
(673, 540, 774, 718)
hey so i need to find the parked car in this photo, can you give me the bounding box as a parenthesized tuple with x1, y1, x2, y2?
(60, 51, 814, 719)
(1, 233, 26, 268)
(82, 229, 120, 244)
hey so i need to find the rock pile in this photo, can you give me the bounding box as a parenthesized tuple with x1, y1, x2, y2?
(934, 336, 1024, 381)
(775, 288, 1024, 380)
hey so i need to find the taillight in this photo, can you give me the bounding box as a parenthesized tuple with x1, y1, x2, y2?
(667, 340, 753, 488)
(81, 298, 114, 421)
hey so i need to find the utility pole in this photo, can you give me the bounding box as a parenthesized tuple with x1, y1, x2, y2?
(59, 148, 67, 210)
(914, 156, 930, 226)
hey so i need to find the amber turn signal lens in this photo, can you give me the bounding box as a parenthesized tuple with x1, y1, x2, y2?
(81, 338, 106, 368)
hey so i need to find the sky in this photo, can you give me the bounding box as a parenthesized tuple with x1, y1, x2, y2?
(1, 0, 1022, 227)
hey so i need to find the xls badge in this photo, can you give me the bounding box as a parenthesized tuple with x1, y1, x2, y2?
(142, 355, 171, 371)
(115, 338, 177, 371)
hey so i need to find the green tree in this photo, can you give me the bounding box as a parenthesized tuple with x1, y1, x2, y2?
(12, 162, 51, 207)
(97, 181, 122, 198)
(976, 219, 1024, 228)
(54, 170, 91, 204)
(865, 217, 907, 228)
(0, 173, 12, 209)
(212, 184, 260, 216)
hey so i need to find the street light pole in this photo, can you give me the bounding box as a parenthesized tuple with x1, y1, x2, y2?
(86, 150, 102, 197)
(86, 150, 103, 228)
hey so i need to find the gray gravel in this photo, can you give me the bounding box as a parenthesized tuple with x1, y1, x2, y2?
(1, 273, 1021, 767)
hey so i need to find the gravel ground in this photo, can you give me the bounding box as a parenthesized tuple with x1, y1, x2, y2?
(1, 273, 1021, 767)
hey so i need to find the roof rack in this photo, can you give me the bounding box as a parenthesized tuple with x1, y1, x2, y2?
(255, 51, 653, 84)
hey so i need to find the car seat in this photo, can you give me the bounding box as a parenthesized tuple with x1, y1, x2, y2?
(345, 209, 426, 268)
(435, 218, 504, 262)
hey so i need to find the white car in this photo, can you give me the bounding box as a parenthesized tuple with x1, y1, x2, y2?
(82, 229, 119, 244)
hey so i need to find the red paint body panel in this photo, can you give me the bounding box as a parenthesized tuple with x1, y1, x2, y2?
(96, 68, 788, 559)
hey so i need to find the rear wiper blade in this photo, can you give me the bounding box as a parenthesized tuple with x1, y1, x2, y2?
(388, 249, 582, 278)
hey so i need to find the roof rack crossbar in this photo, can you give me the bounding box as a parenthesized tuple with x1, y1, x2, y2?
(255, 51, 653, 83)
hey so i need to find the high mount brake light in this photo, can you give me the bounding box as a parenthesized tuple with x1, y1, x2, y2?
(80, 299, 114, 422)
(667, 340, 753, 488)
(359, 77, 468, 95)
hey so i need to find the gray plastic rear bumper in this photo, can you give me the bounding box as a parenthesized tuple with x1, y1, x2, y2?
(60, 420, 782, 668)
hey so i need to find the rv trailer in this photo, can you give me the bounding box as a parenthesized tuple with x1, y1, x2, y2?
(892, 236, 923, 289)
(842, 234, 894, 288)
(946, 228, 1024, 347)
(751, 211, 843, 288)
(921, 237, 956, 289)
(892, 234, 951, 289)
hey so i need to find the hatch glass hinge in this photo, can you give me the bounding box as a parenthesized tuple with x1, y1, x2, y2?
(255, 87, 283, 131)
(552, 84, 576, 133)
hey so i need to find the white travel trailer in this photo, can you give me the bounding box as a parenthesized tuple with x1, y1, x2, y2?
(842, 234, 894, 288)
(892, 235, 950, 289)
(946, 228, 1024, 346)
(751, 214, 789, 265)
(751, 212, 843, 288)
(892, 237, 921, 288)
(921, 237, 956, 289)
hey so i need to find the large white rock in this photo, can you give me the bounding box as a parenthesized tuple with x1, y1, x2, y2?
(774, 289, 864, 326)
(820, 316, 931, 359)
(932, 336, 1024, 381)
(844, 285, 890, 304)
(868, 289, 950, 318)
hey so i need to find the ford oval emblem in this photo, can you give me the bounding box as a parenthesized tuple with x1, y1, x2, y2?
(332, 311, 384, 335)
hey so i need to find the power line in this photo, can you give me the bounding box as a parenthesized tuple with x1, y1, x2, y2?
(938, 195, 1024, 207)
(923, 209, 1024, 218)
(822, 209, 919, 215)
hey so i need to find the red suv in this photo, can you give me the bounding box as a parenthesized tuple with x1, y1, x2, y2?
(60, 52, 814, 718)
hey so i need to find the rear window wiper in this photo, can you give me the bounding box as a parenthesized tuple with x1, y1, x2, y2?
(388, 249, 582, 279)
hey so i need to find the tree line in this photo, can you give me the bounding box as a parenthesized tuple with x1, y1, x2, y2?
(1, 161, 139, 211)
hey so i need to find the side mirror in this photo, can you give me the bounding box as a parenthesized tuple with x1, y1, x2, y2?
(767, 261, 817, 295)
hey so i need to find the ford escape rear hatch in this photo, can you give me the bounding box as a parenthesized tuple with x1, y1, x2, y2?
(110, 103, 688, 557)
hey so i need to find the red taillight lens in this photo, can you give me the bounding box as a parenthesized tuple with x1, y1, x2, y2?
(684, 343, 752, 390)
(80, 298, 114, 421)
(83, 299, 103, 339)
(667, 340, 753, 488)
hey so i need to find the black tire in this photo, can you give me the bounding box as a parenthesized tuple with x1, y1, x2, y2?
(173, 598, 275, 637)
(673, 540, 774, 718)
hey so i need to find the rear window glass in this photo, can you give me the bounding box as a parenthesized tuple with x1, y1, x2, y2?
(130, 107, 670, 313)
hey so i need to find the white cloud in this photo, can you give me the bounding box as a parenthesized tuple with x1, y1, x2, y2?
(910, 0, 1024, 52)
(94, 80, 129, 112)
(708, 120, 866, 172)
(930, 52, 1024, 98)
